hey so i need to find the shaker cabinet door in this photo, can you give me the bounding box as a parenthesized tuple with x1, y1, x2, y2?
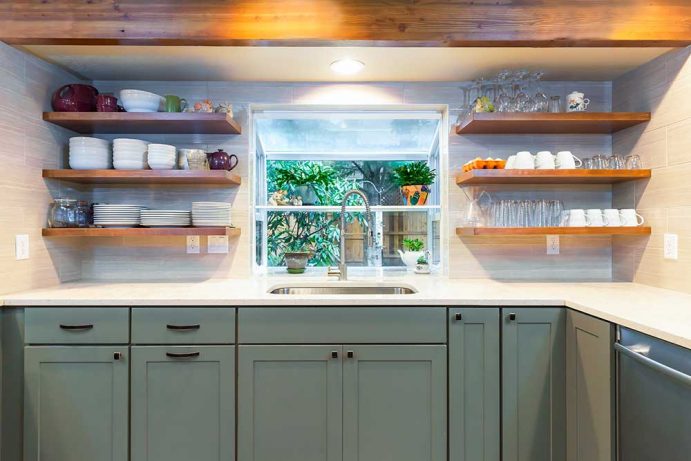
(130, 346, 235, 461)
(237, 345, 343, 461)
(566, 310, 615, 461)
(502, 308, 566, 461)
(449, 308, 500, 461)
(342, 345, 447, 461)
(24, 346, 129, 461)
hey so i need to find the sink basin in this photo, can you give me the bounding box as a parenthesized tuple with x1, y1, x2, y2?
(268, 283, 417, 295)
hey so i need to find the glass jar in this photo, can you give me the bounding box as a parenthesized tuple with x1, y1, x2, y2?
(75, 201, 92, 227)
(48, 198, 77, 228)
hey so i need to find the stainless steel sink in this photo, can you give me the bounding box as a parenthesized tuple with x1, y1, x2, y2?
(268, 284, 417, 295)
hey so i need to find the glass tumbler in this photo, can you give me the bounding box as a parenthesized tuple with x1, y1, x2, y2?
(548, 96, 562, 113)
(609, 154, 626, 170)
(625, 155, 642, 169)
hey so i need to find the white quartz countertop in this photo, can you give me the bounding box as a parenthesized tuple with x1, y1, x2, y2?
(2, 276, 691, 349)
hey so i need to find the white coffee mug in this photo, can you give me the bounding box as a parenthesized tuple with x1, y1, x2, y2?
(586, 209, 606, 227)
(567, 91, 590, 112)
(620, 209, 645, 227)
(603, 209, 622, 226)
(555, 151, 583, 169)
(535, 151, 556, 169)
(514, 151, 535, 169)
(567, 209, 587, 227)
(505, 155, 517, 169)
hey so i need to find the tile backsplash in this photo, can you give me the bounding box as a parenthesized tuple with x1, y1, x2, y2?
(1, 41, 622, 288)
(612, 46, 691, 293)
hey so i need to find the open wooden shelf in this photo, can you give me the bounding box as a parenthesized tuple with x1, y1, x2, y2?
(455, 169, 651, 185)
(42, 227, 241, 237)
(43, 112, 241, 135)
(455, 112, 650, 135)
(43, 169, 241, 185)
(456, 226, 651, 236)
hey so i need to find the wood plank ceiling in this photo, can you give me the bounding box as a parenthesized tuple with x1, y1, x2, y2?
(1, 0, 690, 47)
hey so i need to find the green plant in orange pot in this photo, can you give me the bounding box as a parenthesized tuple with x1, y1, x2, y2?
(392, 162, 436, 206)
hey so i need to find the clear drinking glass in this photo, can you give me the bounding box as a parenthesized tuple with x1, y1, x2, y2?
(625, 154, 642, 169)
(609, 154, 626, 169)
(532, 72, 548, 112)
(48, 198, 77, 228)
(548, 96, 562, 113)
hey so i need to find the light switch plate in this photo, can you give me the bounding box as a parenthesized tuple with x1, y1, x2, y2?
(546, 235, 560, 255)
(15, 234, 29, 260)
(664, 233, 678, 260)
(186, 235, 200, 254)
(208, 235, 229, 254)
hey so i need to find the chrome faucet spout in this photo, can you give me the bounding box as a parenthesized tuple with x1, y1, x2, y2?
(330, 189, 373, 281)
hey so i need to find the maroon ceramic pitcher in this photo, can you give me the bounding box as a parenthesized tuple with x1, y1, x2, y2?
(206, 149, 239, 171)
(51, 84, 99, 112)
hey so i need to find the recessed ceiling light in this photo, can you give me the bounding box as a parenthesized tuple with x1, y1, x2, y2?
(330, 58, 365, 75)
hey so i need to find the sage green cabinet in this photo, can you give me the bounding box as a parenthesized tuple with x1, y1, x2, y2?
(448, 309, 500, 461)
(238, 345, 343, 461)
(566, 310, 614, 461)
(131, 346, 235, 461)
(238, 344, 446, 461)
(343, 345, 446, 461)
(24, 346, 128, 461)
(502, 308, 566, 461)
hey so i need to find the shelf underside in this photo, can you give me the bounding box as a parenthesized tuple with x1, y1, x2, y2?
(455, 112, 651, 134)
(455, 169, 651, 185)
(456, 226, 651, 236)
(42, 227, 241, 237)
(43, 169, 241, 185)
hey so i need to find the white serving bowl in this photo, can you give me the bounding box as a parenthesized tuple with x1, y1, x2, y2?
(119, 90, 164, 113)
(113, 161, 147, 170)
(148, 163, 176, 170)
(70, 137, 109, 147)
(113, 138, 149, 147)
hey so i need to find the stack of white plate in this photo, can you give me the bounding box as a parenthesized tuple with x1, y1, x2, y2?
(147, 144, 177, 170)
(140, 210, 191, 227)
(93, 204, 143, 227)
(192, 202, 232, 227)
(69, 137, 111, 170)
(113, 138, 149, 170)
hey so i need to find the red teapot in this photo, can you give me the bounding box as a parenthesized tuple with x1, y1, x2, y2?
(51, 84, 99, 112)
(206, 149, 238, 171)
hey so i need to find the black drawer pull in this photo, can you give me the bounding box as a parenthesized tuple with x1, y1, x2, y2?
(331, 351, 339, 359)
(59, 324, 94, 331)
(347, 351, 354, 359)
(166, 352, 200, 359)
(455, 313, 462, 321)
(509, 313, 517, 321)
(166, 324, 201, 331)
(113, 352, 123, 361)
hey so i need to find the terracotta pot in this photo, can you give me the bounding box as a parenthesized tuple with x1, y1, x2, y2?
(400, 185, 431, 206)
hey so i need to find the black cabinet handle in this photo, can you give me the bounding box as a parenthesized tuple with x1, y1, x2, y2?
(113, 352, 123, 361)
(59, 324, 94, 331)
(166, 324, 201, 331)
(331, 351, 339, 359)
(455, 313, 462, 321)
(347, 351, 354, 359)
(509, 313, 516, 321)
(166, 352, 200, 359)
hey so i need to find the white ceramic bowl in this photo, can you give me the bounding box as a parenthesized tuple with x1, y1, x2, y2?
(70, 137, 109, 147)
(119, 90, 164, 113)
(113, 161, 147, 170)
(69, 158, 111, 169)
(113, 138, 149, 146)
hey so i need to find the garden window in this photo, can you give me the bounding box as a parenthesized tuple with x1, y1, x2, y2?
(252, 107, 445, 273)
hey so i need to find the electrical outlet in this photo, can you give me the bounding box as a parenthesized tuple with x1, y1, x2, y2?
(664, 233, 678, 260)
(15, 234, 29, 260)
(186, 235, 200, 254)
(208, 236, 229, 254)
(546, 235, 560, 255)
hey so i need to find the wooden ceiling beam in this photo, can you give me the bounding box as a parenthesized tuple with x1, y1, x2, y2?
(1, 0, 690, 47)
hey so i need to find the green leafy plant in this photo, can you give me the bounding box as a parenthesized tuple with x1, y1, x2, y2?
(392, 162, 436, 187)
(273, 162, 336, 188)
(416, 255, 428, 264)
(402, 238, 424, 252)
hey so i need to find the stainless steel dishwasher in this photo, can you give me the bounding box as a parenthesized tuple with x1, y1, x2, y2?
(616, 327, 691, 461)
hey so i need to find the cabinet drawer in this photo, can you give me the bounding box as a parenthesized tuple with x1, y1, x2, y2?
(132, 308, 235, 344)
(25, 308, 129, 344)
(238, 307, 446, 344)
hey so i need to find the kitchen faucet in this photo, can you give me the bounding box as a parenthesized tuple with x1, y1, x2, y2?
(328, 189, 374, 281)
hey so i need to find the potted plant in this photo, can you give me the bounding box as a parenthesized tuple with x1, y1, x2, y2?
(392, 161, 436, 206)
(415, 255, 431, 274)
(274, 162, 337, 205)
(284, 242, 312, 274)
(398, 238, 426, 269)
